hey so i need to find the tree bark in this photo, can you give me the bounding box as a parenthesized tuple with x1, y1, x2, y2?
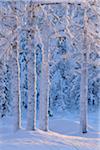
(10, 40, 21, 131)
(26, 44, 36, 130)
(26, 3, 37, 130)
(39, 61, 49, 131)
(39, 28, 49, 131)
(80, 29, 88, 133)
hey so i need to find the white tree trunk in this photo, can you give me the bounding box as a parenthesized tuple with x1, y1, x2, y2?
(39, 28, 49, 131)
(26, 46, 36, 130)
(39, 61, 49, 131)
(26, 2, 37, 130)
(80, 29, 88, 133)
(10, 40, 21, 131)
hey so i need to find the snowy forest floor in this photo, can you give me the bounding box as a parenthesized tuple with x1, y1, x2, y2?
(0, 111, 100, 150)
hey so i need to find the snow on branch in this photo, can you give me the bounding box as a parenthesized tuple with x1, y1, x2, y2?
(0, 0, 88, 4)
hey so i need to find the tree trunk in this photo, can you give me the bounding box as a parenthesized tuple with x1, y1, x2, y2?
(0, 58, 6, 118)
(10, 40, 21, 131)
(39, 61, 49, 131)
(26, 3, 37, 130)
(39, 28, 49, 131)
(80, 30, 88, 133)
(26, 45, 36, 130)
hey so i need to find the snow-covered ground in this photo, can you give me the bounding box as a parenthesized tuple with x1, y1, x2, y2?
(0, 111, 100, 150)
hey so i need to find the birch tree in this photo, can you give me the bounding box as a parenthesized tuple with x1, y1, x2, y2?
(0, 1, 21, 124)
(38, 2, 74, 131)
(39, 30, 49, 131)
(37, 5, 52, 131)
(10, 39, 21, 130)
(80, 0, 100, 133)
(80, 31, 88, 133)
(9, 2, 21, 131)
(26, 35, 37, 130)
(26, 3, 37, 130)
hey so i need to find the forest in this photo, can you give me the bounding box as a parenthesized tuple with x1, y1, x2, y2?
(0, 0, 100, 150)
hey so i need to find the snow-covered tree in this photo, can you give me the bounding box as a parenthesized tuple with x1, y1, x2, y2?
(26, 3, 37, 130)
(80, 32, 88, 133)
(39, 30, 49, 131)
(0, 0, 99, 133)
(80, 0, 100, 133)
(6, 2, 21, 130)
